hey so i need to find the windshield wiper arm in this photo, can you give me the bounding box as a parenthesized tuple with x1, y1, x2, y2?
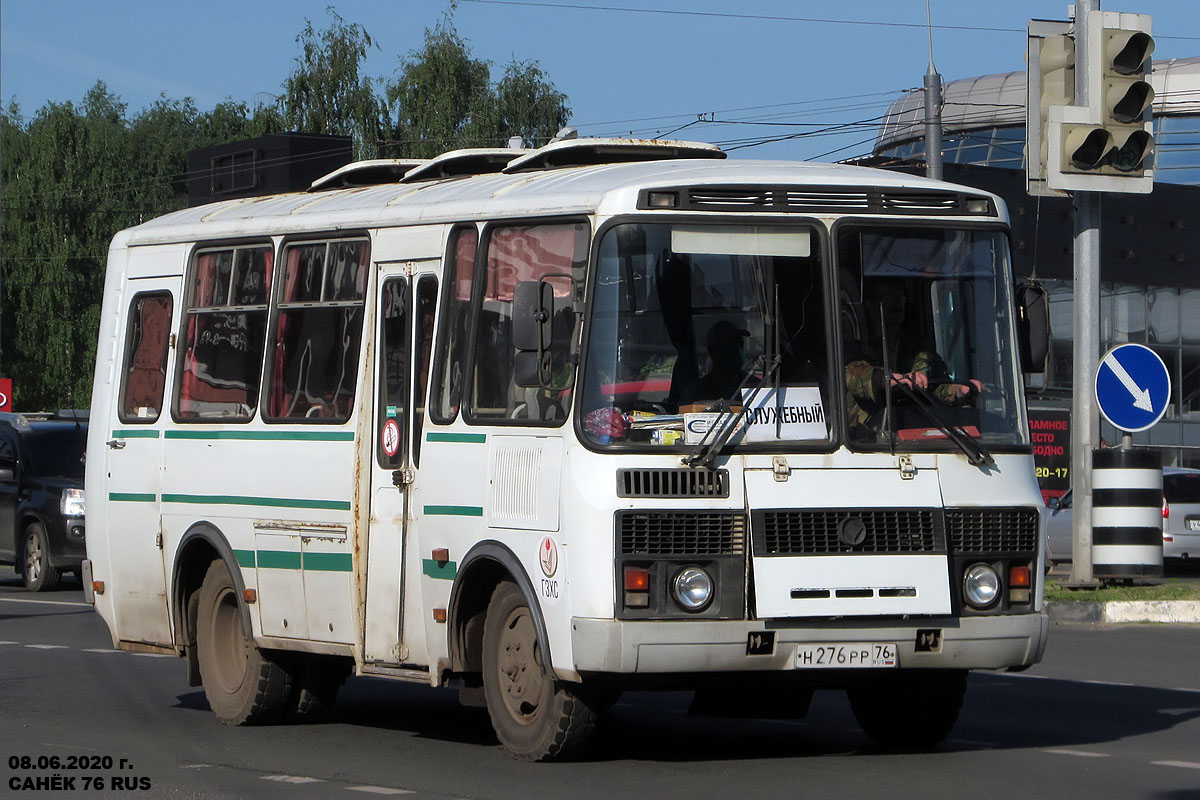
(683, 354, 781, 470)
(890, 382, 994, 467)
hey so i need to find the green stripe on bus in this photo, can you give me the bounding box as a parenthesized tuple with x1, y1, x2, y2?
(256, 550, 302, 570)
(422, 559, 457, 580)
(165, 430, 354, 442)
(425, 432, 486, 444)
(423, 505, 484, 517)
(161, 494, 351, 511)
(233, 549, 256, 568)
(109, 492, 157, 503)
(303, 552, 353, 572)
(112, 429, 160, 439)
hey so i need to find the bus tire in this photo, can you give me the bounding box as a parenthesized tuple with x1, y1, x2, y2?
(848, 669, 967, 750)
(481, 581, 596, 761)
(289, 655, 351, 720)
(22, 522, 61, 592)
(196, 560, 292, 725)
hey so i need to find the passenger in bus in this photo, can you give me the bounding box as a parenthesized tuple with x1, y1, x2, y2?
(845, 278, 982, 436)
(695, 319, 751, 405)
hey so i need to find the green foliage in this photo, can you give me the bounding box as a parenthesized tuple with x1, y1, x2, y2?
(385, 13, 569, 156)
(0, 83, 283, 410)
(1, 11, 570, 410)
(283, 8, 384, 160)
(1044, 577, 1200, 602)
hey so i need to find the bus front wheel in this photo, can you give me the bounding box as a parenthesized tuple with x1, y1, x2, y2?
(848, 669, 967, 750)
(196, 560, 293, 725)
(481, 581, 597, 761)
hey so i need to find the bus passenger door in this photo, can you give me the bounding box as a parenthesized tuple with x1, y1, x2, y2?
(363, 268, 416, 664)
(102, 282, 179, 645)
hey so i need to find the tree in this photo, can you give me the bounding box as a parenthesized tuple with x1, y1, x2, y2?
(385, 14, 569, 157)
(282, 7, 384, 159)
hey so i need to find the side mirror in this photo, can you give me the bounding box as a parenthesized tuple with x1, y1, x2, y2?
(1016, 281, 1049, 373)
(513, 280, 554, 353)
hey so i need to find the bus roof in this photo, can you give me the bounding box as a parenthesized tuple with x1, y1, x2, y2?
(117, 157, 1007, 247)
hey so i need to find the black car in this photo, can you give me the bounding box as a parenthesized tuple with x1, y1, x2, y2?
(0, 412, 88, 590)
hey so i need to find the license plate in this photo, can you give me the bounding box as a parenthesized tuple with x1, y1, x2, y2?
(796, 643, 897, 669)
(1188, 519, 1200, 531)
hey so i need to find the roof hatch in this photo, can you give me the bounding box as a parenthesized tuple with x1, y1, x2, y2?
(502, 138, 725, 174)
(400, 148, 530, 183)
(308, 159, 426, 191)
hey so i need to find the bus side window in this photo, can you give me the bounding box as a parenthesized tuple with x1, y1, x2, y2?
(468, 222, 587, 424)
(430, 226, 477, 424)
(120, 292, 174, 423)
(267, 238, 369, 423)
(412, 275, 438, 466)
(177, 246, 271, 421)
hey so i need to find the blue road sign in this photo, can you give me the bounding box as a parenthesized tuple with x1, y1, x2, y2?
(1094, 343, 1171, 433)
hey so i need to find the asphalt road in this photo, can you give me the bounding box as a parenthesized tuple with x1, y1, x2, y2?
(1, 574, 1198, 800)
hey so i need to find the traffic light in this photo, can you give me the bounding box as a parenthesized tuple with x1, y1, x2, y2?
(1027, 20, 1075, 196)
(1047, 11, 1155, 194)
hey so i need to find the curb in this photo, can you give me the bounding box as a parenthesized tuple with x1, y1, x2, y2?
(1046, 599, 1200, 624)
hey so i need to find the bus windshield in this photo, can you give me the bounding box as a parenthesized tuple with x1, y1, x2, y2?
(838, 225, 1027, 449)
(581, 222, 833, 448)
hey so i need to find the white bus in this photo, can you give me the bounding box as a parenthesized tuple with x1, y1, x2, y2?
(85, 138, 1049, 761)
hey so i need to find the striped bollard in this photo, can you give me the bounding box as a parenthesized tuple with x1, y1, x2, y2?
(1091, 448, 1163, 580)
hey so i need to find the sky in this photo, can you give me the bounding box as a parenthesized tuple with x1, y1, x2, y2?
(2, 0, 1199, 163)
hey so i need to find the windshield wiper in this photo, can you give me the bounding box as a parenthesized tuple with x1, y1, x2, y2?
(890, 382, 994, 468)
(682, 354, 781, 470)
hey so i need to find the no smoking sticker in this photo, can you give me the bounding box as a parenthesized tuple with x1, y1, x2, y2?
(381, 419, 401, 457)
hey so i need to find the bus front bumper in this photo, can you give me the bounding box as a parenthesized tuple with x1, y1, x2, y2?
(570, 613, 1049, 674)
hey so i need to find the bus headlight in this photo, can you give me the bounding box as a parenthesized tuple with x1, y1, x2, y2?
(61, 488, 86, 517)
(963, 564, 1000, 609)
(672, 566, 714, 612)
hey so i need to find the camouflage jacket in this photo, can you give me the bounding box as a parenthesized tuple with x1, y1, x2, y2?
(844, 348, 969, 429)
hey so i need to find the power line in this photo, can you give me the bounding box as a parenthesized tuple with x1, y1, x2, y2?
(456, 0, 1200, 41)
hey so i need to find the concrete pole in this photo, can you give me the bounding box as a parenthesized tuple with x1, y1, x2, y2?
(1070, 0, 1101, 586)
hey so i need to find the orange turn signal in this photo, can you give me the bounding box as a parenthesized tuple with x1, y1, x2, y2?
(242, 589, 257, 604)
(624, 566, 650, 592)
(1009, 565, 1031, 588)
(91, 580, 105, 595)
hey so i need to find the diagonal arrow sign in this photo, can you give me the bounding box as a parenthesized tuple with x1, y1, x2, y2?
(1103, 351, 1153, 412)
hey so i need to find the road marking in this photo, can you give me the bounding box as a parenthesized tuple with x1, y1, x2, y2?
(0, 597, 90, 607)
(82, 648, 121, 654)
(25, 644, 70, 650)
(347, 788, 414, 796)
(0, 641, 16, 645)
(1046, 749, 1110, 758)
(131, 653, 174, 658)
(263, 775, 324, 784)
(1152, 760, 1200, 770)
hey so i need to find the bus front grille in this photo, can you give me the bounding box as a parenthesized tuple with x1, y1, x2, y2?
(753, 509, 945, 555)
(617, 510, 745, 555)
(946, 507, 1039, 554)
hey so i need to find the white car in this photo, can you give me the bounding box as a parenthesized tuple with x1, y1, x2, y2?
(1044, 466, 1200, 564)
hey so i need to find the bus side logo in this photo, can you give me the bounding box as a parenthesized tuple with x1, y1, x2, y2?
(538, 536, 558, 577)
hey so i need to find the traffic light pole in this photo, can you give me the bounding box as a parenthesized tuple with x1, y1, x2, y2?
(1070, 0, 1101, 586)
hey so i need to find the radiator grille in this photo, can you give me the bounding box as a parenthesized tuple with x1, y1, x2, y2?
(616, 468, 729, 498)
(617, 511, 745, 555)
(648, 186, 995, 216)
(754, 509, 944, 555)
(946, 508, 1039, 553)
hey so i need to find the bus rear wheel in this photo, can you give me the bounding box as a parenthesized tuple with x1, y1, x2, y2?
(196, 560, 292, 725)
(481, 581, 597, 761)
(848, 669, 967, 750)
